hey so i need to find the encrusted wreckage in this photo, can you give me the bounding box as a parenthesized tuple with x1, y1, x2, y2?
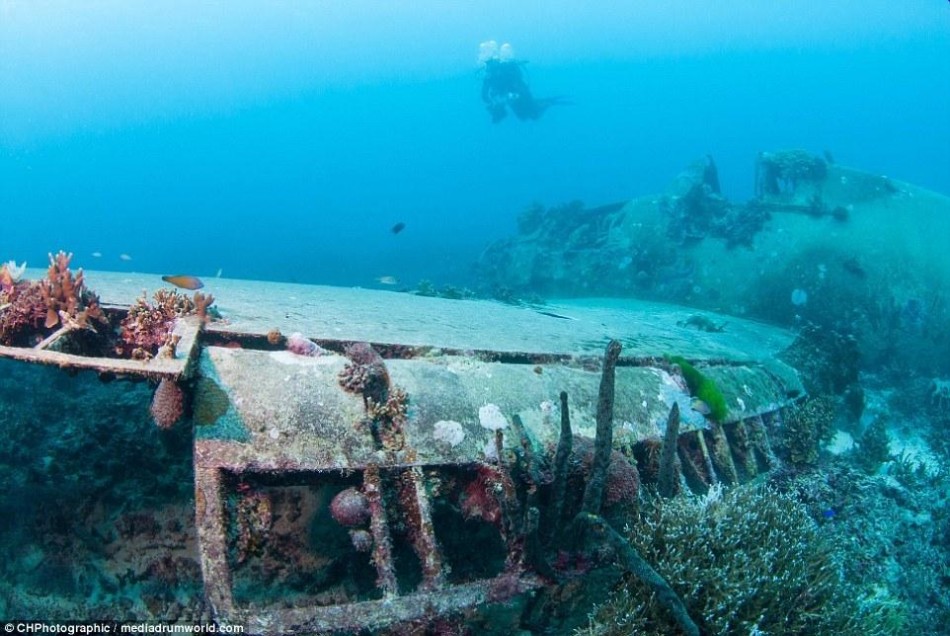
(0, 268, 805, 634)
(476, 152, 950, 378)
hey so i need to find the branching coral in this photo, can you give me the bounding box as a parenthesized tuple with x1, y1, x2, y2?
(781, 395, 836, 467)
(118, 289, 213, 359)
(0, 252, 106, 346)
(39, 251, 105, 331)
(339, 342, 390, 401)
(192, 291, 215, 321)
(855, 417, 892, 474)
(581, 484, 905, 635)
(367, 386, 408, 422)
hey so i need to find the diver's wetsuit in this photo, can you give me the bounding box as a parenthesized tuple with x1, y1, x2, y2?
(482, 59, 549, 122)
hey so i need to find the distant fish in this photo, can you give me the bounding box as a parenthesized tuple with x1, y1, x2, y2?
(691, 399, 712, 415)
(376, 276, 399, 286)
(162, 274, 205, 290)
(842, 257, 867, 279)
(91, 251, 102, 258)
(391, 222, 406, 235)
(534, 310, 572, 320)
(119, 253, 133, 261)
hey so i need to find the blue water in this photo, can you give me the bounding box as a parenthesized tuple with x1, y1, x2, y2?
(2, 2, 948, 288)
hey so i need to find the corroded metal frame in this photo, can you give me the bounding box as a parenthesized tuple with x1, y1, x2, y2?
(193, 439, 540, 635)
(0, 309, 204, 381)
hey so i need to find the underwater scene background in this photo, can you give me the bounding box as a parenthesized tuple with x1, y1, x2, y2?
(2, 2, 950, 635)
(2, 2, 949, 287)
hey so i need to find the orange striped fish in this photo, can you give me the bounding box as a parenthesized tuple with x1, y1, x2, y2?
(162, 274, 204, 290)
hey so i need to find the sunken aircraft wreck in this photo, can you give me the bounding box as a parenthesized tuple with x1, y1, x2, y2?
(1, 150, 946, 633)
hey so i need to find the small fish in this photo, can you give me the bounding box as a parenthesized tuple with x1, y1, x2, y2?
(91, 251, 102, 258)
(376, 276, 399, 286)
(119, 253, 133, 261)
(391, 222, 406, 235)
(822, 508, 836, 520)
(162, 274, 205, 290)
(842, 257, 867, 279)
(678, 314, 726, 333)
(691, 399, 712, 415)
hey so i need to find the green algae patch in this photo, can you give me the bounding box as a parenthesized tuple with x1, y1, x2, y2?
(667, 355, 728, 422)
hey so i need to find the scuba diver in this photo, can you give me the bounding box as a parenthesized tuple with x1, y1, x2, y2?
(478, 41, 564, 123)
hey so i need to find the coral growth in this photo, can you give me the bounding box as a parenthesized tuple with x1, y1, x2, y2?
(338, 342, 410, 452)
(338, 342, 390, 404)
(855, 417, 892, 474)
(781, 395, 836, 467)
(0, 260, 25, 297)
(367, 386, 408, 422)
(118, 289, 213, 360)
(1, 253, 215, 359)
(0, 251, 107, 346)
(583, 484, 904, 635)
(0, 282, 47, 345)
(460, 465, 504, 526)
(192, 292, 215, 321)
(231, 488, 273, 565)
(39, 251, 106, 331)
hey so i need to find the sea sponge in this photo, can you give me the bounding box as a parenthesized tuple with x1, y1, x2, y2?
(330, 487, 370, 528)
(286, 332, 325, 357)
(150, 379, 184, 429)
(566, 436, 640, 510)
(433, 420, 466, 447)
(478, 403, 509, 431)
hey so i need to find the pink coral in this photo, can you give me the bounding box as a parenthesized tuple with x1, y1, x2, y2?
(150, 379, 184, 429)
(0, 283, 47, 346)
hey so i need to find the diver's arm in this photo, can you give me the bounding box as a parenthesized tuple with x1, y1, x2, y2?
(481, 79, 492, 103)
